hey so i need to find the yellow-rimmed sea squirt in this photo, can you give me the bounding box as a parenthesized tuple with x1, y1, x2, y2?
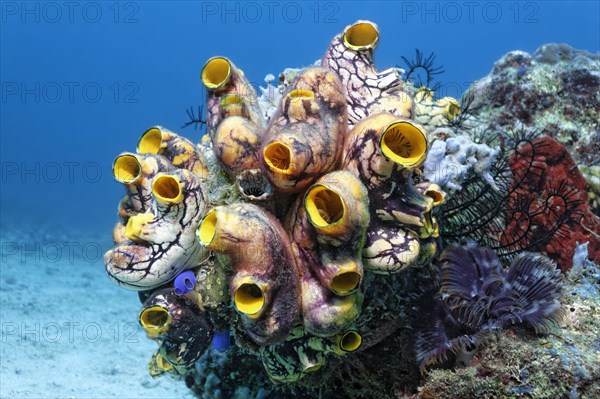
(298, 275, 362, 337)
(414, 183, 443, 239)
(201, 57, 264, 131)
(322, 20, 412, 126)
(139, 288, 212, 368)
(300, 171, 369, 291)
(328, 329, 363, 356)
(343, 113, 428, 188)
(413, 87, 461, 132)
(342, 112, 439, 271)
(261, 67, 347, 194)
(362, 220, 421, 273)
(285, 171, 368, 336)
(211, 88, 273, 205)
(112, 222, 128, 245)
(379, 120, 428, 169)
(260, 327, 363, 384)
(213, 116, 265, 176)
(343, 113, 435, 229)
(104, 169, 208, 290)
(197, 203, 300, 345)
(415, 182, 446, 207)
(210, 88, 268, 177)
(148, 349, 187, 378)
(112, 152, 174, 218)
(137, 126, 208, 179)
(259, 327, 330, 384)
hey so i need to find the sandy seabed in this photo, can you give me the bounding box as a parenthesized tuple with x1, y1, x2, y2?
(0, 222, 195, 398)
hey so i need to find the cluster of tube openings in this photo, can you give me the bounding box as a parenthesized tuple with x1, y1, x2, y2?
(104, 20, 457, 383)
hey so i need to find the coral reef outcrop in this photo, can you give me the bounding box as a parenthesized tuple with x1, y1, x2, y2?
(104, 20, 459, 389)
(102, 22, 600, 399)
(467, 43, 600, 212)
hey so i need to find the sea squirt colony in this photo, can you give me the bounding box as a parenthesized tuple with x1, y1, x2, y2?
(103, 20, 564, 385)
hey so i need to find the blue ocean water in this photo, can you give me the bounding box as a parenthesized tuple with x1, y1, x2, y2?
(0, 2, 599, 398)
(1, 1, 598, 231)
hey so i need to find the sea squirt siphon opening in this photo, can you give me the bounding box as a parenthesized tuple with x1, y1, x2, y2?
(234, 283, 265, 316)
(156, 354, 173, 371)
(343, 21, 379, 50)
(305, 186, 346, 228)
(113, 154, 142, 184)
(331, 271, 361, 295)
(380, 121, 427, 168)
(138, 127, 162, 154)
(152, 175, 183, 203)
(202, 57, 232, 90)
(339, 330, 362, 352)
(439, 97, 461, 120)
(198, 209, 217, 246)
(139, 306, 171, 335)
(264, 142, 292, 172)
(425, 188, 444, 205)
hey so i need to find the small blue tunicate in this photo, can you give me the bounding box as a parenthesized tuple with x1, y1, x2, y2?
(517, 64, 527, 78)
(174, 271, 196, 295)
(212, 330, 231, 352)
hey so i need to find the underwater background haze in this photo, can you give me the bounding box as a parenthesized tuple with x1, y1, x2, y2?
(1, 1, 599, 398)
